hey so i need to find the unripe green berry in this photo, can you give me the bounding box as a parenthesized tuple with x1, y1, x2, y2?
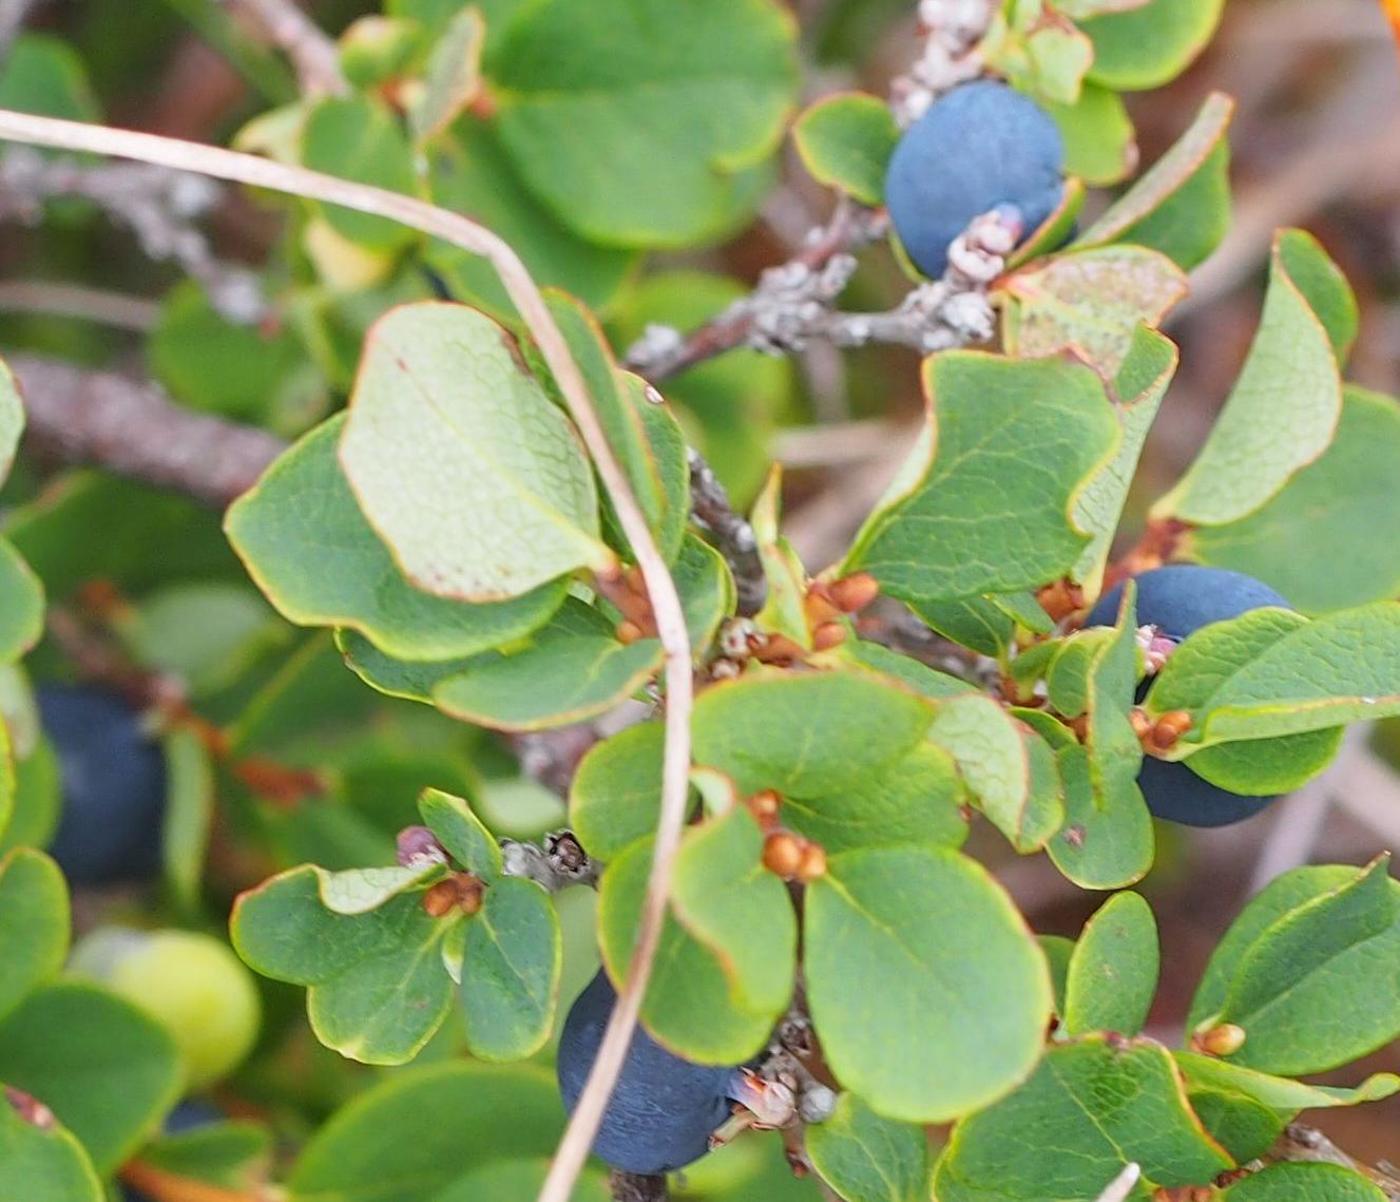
(70, 927, 261, 1089)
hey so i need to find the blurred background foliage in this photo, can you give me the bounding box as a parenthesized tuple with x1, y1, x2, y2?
(0, 0, 1397, 1190)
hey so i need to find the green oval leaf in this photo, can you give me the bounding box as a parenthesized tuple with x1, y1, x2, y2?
(843, 352, 1120, 604)
(1075, 92, 1233, 270)
(0, 981, 182, 1175)
(338, 302, 608, 601)
(1081, 0, 1223, 91)
(226, 415, 569, 660)
(0, 849, 68, 1026)
(461, 876, 561, 1061)
(805, 1092, 929, 1202)
(1063, 890, 1159, 1038)
(231, 863, 455, 1065)
(792, 91, 899, 205)
(805, 845, 1052, 1122)
(670, 806, 797, 1015)
(489, 0, 797, 247)
(289, 1062, 565, 1202)
(691, 669, 933, 797)
(1154, 231, 1345, 526)
(597, 836, 775, 1064)
(1188, 387, 1400, 613)
(933, 1036, 1232, 1202)
(0, 1100, 102, 1202)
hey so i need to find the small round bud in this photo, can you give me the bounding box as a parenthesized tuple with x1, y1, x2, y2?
(422, 879, 460, 918)
(1149, 710, 1192, 752)
(397, 824, 448, 867)
(811, 622, 847, 652)
(747, 789, 782, 826)
(795, 842, 827, 883)
(763, 832, 804, 879)
(1196, 1023, 1246, 1057)
(799, 1083, 837, 1124)
(827, 573, 880, 613)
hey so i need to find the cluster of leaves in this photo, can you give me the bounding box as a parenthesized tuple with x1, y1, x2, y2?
(0, 0, 1398, 1200)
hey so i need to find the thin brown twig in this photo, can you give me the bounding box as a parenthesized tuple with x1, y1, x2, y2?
(0, 107, 691, 1202)
(10, 354, 285, 506)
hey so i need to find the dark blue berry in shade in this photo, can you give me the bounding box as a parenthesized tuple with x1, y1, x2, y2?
(1085, 565, 1293, 828)
(557, 970, 737, 1175)
(37, 684, 167, 885)
(1087, 564, 1291, 640)
(885, 79, 1065, 278)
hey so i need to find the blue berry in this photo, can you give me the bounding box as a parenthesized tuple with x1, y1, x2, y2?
(885, 80, 1065, 278)
(37, 684, 167, 885)
(557, 971, 737, 1175)
(1086, 566, 1292, 828)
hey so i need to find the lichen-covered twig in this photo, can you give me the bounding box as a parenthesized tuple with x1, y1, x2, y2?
(0, 149, 267, 322)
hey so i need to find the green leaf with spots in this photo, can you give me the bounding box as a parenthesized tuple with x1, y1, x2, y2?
(805, 1092, 930, 1202)
(843, 352, 1119, 604)
(691, 670, 933, 797)
(671, 807, 796, 1015)
(460, 877, 560, 1061)
(301, 95, 418, 250)
(0, 1100, 101, 1202)
(0, 982, 182, 1175)
(488, 0, 797, 247)
(598, 837, 775, 1064)
(338, 302, 608, 601)
(1000, 246, 1187, 376)
(1075, 92, 1232, 270)
(928, 695, 1062, 853)
(1154, 231, 1345, 526)
(1081, 0, 1224, 91)
(792, 92, 899, 205)
(1063, 891, 1158, 1037)
(0, 849, 68, 1025)
(1188, 387, 1400, 613)
(226, 414, 569, 660)
(805, 845, 1051, 1122)
(1047, 585, 1152, 888)
(231, 864, 456, 1064)
(933, 1037, 1233, 1202)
